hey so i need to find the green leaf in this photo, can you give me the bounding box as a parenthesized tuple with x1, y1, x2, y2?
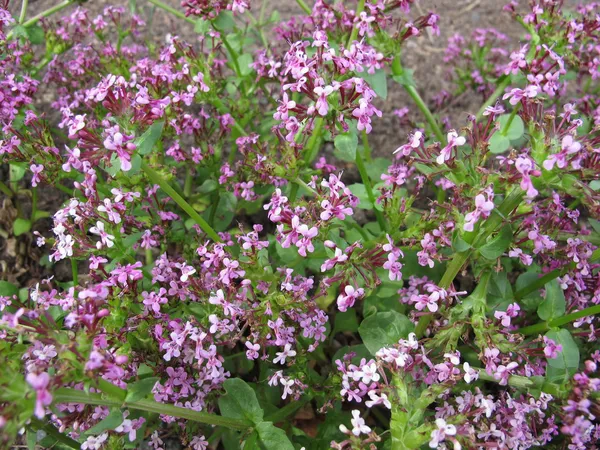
(545, 329, 579, 383)
(452, 231, 471, 253)
(125, 377, 159, 402)
(360, 69, 387, 99)
(478, 225, 512, 260)
(537, 279, 566, 321)
(333, 310, 359, 334)
(13, 218, 32, 236)
(359, 311, 414, 355)
(218, 378, 263, 425)
(366, 157, 391, 182)
(238, 53, 254, 76)
(392, 69, 415, 88)
(498, 114, 524, 140)
(0, 281, 18, 297)
(25, 25, 45, 45)
(194, 19, 210, 34)
(137, 121, 165, 155)
(85, 409, 123, 435)
(10, 162, 27, 182)
(255, 421, 295, 450)
(488, 132, 510, 154)
(334, 132, 358, 161)
(347, 183, 379, 210)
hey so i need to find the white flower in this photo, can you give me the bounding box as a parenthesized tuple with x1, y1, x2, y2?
(350, 410, 371, 436)
(274, 343, 297, 365)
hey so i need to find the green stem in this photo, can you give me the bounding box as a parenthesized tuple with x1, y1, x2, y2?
(303, 117, 324, 163)
(293, 178, 317, 196)
(517, 304, 600, 336)
(501, 103, 521, 135)
(52, 388, 250, 430)
(264, 394, 312, 422)
(31, 187, 37, 221)
(295, 0, 312, 15)
(71, 259, 78, 285)
(475, 76, 510, 121)
(0, 180, 13, 197)
(515, 248, 600, 300)
(476, 368, 562, 397)
(30, 418, 80, 449)
(141, 161, 221, 242)
(415, 189, 525, 337)
(18, 0, 29, 24)
(147, 0, 192, 22)
(146, 0, 242, 77)
(289, 182, 300, 203)
(7, 0, 73, 39)
(355, 142, 387, 232)
(346, 0, 365, 47)
(391, 56, 445, 144)
(184, 167, 193, 198)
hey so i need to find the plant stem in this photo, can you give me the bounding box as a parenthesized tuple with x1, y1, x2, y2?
(147, 0, 192, 22)
(0, 180, 12, 197)
(475, 368, 562, 397)
(146, 0, 242, 77)
(475, 75, 510, 121)
(264, 394, 312, 422)
(515, 248, 600, 300)
(295, 0, 312, 15)
(501, 103, 521, 135)
(355, 142, 387, 232)
(30, 418, 80, 449)
(517, 304, 600, 336)
(414, 189, 525, 337)
(52, 388, 250, 430)
(303, 117, 324, 163)
(71, 259, 78, 285)
(391, 56, 445, 144)
(7, 0, 73, 39)
(141, 161, 221, 242)
(18, 0, 29, 24)
(346, 0, 365, 48)
(293, 177, 317, 196)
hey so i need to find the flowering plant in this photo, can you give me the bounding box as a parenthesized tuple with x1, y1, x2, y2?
(1, 0, 600, 449)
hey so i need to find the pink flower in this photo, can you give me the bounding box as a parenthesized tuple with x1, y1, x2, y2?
(337, 285, 364, 312)
(429, 418, 457, 448)
(30, 164, 44, 187)
(437, 131, 466, 165)
(463, 193, 494, 232)
(543, 336, 563, 359)
(26, 372, 52, 419)
(274, 343, 297, 364)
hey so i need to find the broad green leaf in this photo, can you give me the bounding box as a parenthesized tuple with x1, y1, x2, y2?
(392, 68, 415, 88)
(238, 53, 254, 76)
(13, 218, 32, 236)
(497, 114, 524, 140)
(537, 279, 566, 321)
(452, 232, 471, 252)
(333, 310, 359, 334)
(360, 69, 387, 99)
(218, 378, 264, 424)
(0, 281, 18, 297)
(334, 132, 358, 161)
(488, 132, 510, 154)
(478, 225, 512, 260)
(545, 329, 579, 384)
(10, 162, 27, 182)
(25, 25, 45, 45)
(366, 157, 391, 182)
(137, 121, 165, 155)
(85, 409, 123, 435)
(255, 422, 294, 450)
(359, 311, 414, 355)
(125, 377, 159, 402)
(363, 295, 404, 318)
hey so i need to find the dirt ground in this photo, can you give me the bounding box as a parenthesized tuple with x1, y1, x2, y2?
(1, 0, 525, 288)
